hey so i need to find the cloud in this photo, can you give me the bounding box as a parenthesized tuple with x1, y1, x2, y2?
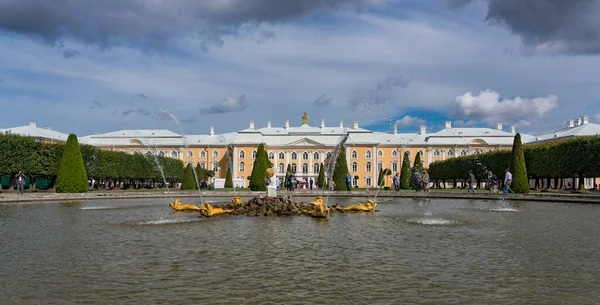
(451, 0, 600, 54)
(122, 108, 152, 116)
(62, 49, 80, 59)
(348, 75, 408, 108)
(451, 89, 559, 124)
(201, 95, 248, 115)
(453, 119, 479, 127)
(137, 93, 149, 100)
(394, 115, 425, 128)
(111, 109, 118, 116)
(596, 113, 600, 122)
(90, 100, 108, 109)
(313, 93, 333, 107)
(0, 0, 385, 52)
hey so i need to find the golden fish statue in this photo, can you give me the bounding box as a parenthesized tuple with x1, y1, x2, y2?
(199, 202, 233, 217)
(169, 198, 201, 212)
(337, 199, 377, 212)
(232, 196, 243, 205)
(308, 196, 330, 218)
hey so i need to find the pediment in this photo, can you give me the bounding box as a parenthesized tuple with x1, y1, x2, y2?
(287, 137, 324, 147)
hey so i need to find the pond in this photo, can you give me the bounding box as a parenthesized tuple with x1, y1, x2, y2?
(1, 197, 599, 304)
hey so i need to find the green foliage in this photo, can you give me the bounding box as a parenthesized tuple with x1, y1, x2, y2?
(180, 163, 197, 190)
(378, 169, 385, 187)
(509, 133, 529, 193)
(224, 167, 233, 188)
(331, 149, 349, 191)
(413, 152, 424, 173)
(55, 134, 89, 193)
(249, 143, 268, 191)
(284, 164, 292, 187)
(195, 163, 206, 181)
(317, 163, 325, 188)
(400, 151, 412, 189)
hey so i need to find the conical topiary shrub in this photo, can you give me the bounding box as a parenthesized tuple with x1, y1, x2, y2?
(413, 152, 424, 174)
(331, 149, 349, 191)
(317, 162, 325, 188)
(55, 134, 88, 193)
(249, 143, 268, 191)
(180, 163, 197, 190)
(400, 151, 412, 190)
(224, 167, 233, 188)
(509, 133, 529, 193)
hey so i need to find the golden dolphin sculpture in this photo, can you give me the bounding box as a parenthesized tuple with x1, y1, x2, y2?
(337, 199, 377, 212)
(232, 196, 243, 205)
(169, 199, 201, 212)
(308, 196, 330, 218)
(199, 202, 234, 217)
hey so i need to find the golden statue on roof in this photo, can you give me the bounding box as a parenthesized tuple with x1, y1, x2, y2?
(302, 112, 309, 125)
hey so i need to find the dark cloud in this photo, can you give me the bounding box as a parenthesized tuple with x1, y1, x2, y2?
(90, 100, 108, 109)
(111, 109, 117, 116)
(348, 75, 408, 108)
(313, 93, 333, 107)
(137, 93, 149, 100)
(201, 95, 248, 115)
(62, 49, 80, 59)
(0, 0, 381, 52)
(451, 0, 600, 54)
(122, 108, 152, 116)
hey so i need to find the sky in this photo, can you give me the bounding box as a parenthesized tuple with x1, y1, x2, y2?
(1, 0, 599, 137)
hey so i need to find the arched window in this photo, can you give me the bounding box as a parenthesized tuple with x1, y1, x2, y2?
(302, 163, 308, 174)
(434, 150, 440, 156)
(212, 151, 218, 158)
(352, 178, 358, 187)
(366, 162, 372, 172)
(187, 151, 193, 158)
(351, 150, 358, 159)
(252, 150, 257, 159)
(291, 163, 297, 173)
(291, 152, 298, 160)
(212, 161, 218, 171)
(377, 150, 383, 157)
(326, 152, 332, 159)
(313, 163, 320, 173)
(313, 152, 320, 160)
(377, 163, 383, 172)
(302, 152, 309, 160)
(392, 150, 398, 158)
(279, 152, 285, 160)
(352, 162, 358, 172)
(159, 151, 165, 157)
(366, 150, 372, 159)
(279, 163, 285, 173)
(171, 151, 178, 158)
(366, 177, 372, 187)
(448, 150, 455, 157)
(200, 162, 206, 169)
(326, 163, 331, 172)
(392, 161, 398, 172)
(239, 162, 245, 172)
(200, 151, 206, 158)
(239, 151, 245, 159)
(268, 152, 275, 160)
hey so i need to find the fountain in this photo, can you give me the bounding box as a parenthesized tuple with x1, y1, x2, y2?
(266, 167, 278, 198)
(308, 196, 330, 218)
(335, 199, 377, 212)
(169, 199, 201, 212)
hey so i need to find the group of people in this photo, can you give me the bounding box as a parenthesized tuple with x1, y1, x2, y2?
(285, 173, 317, 191)
(391, 169, 430, 192)
(467, 169, 513, 193)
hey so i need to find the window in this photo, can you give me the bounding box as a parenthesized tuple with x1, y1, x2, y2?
(279, 152, 285, 160)
(392, 161, 398, 172)
(377, 150, 383, 157)
(377, 163, 383, 172)
(326, 163, 331, 172)
(352, 162, 358, 172)
(252, 150, 257, 159)
(302, 152, 309, 160)
(352, 178, 358, 187)
(187, 151, 193, 158)
(171, 151, 178, 158)
(448, 150, 455, 157)
(434, 150, 440, 156)
(314, 163, 320, 173)
(327, 152, 332, 159)
(291, 163, 297, 173)
(351, 150, 358, 159)
(212, 162, 218, 172)
(291, 152, 298, 160)
(268, 152, 275, 160)
(366, 162, 372, 172)
(212, 151, 218, 158)
(200, 151, 206, 158)
(302, 163, 308, 174)
(239, 162, 245, 172)
(366, 177, 372, 187)
(461, 150, 468, 156)
(314, 152, 320, 160)
(239, 151, 245, 159)
(159, 151, 165, 157)
(392, 150, 398, 158)
(200, 162, 206, 169)
(279, 163, 285, 173)
(366, 150, 372, 159)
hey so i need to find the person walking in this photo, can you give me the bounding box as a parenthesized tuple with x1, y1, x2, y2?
(392, 172, 400, 191)
(411, 168, 422, 192)
(422, 170, 430, 192)
(467, 170, 476, 193)
(503, 168, 513, 193)
(486, 171, 498, 193)
(309, 178, 314, 191)
(15, 171, 25, 195)
(345, 173, 352, 191)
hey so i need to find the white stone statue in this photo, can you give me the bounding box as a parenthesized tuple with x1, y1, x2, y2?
(266, 167, 277, 197)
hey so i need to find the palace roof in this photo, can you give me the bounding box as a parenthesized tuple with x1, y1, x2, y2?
(528, 122, 600, 144)
(0, 122, 69, 142)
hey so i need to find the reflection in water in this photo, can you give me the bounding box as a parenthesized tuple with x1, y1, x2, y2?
(1, 198, 599, 304)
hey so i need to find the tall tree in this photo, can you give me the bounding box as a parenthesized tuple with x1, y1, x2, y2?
(509, 133, 529, 193)
(378, 168, 385, 187)
(331, 149, 349, 191)
(317, 162, 325, 188)
(180, 163, 197, 190)
(55, 134, 88, 193)
(284, 164, 292, 188)
(224, 167, 233, 188)
(413, 152, 424, 174)
(400, 151, 412, 190)
(249, 143, 269, 191)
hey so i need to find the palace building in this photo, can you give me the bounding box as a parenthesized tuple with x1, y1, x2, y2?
(2, 113, 598, 188)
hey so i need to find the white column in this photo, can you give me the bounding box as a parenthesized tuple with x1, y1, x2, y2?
(285, 151, 289, 172)
(427, 147, 432, 167)
(309, 150, 313, 175)
(372, 145, 377, 184)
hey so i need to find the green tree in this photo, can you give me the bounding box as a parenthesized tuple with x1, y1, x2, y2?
(224, 167, 233, 188)
(180, 163, 197, 190)
(400, 151, 412, 190)
(331, 149, 349, 191)
(249, 143, 269, 191)
(317, 162, 325, 188)
(284, 164, 292, 188)
(509, 133, 529, 193)
(378, 168, 385, 187)
(413, 152, 424, 173)
(55, 134, 88, 193)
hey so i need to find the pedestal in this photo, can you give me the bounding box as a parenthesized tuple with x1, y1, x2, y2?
(267, 186, 277, 198)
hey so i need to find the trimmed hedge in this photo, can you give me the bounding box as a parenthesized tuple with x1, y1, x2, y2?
(400, 151, 412, 190)
(55, 134, 89, 193)
(249, 143, 268, 191)
(509, 133, 529, 193)
(180, 163, 197, 190)
(331, 149, 349, 191)
(224, 167, 233, 188)
(317, 162, 325, 188)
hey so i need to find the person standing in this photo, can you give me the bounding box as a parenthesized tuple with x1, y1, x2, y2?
(328, 179, 336, 191)
(422, 170, 430, 192)
(411, 169, 422, 192)
(392, 172, 400, 191)
(309, 178, 314, 191)
(345, 173, 352, 191)
(486, 171, 498, 193)
(15, 171, 25, 195)
(467, 170, 476, 193)
(504, 168, 513, 193)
